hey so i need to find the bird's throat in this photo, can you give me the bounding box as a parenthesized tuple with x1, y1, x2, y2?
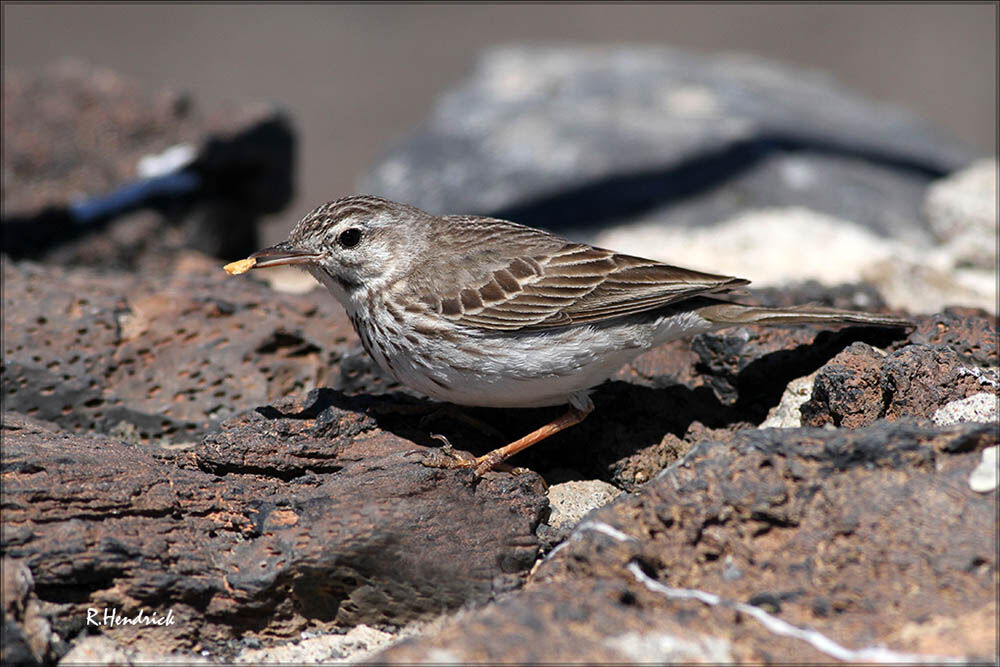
(307, 266, 362, 308)
(335, 273, 362, 293)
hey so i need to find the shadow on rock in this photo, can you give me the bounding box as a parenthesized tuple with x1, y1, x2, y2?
(490, 131, 953, 236)
(285, 321, 914, 489)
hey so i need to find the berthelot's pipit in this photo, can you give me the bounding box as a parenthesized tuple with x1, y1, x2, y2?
(227, 195, 912, 476)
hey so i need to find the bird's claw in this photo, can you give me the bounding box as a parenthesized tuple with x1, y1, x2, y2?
(407, 434, 536, 481)
(415, 434, 481, 470)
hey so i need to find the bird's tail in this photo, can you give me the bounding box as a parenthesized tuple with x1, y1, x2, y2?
(696, 302, 914, 329)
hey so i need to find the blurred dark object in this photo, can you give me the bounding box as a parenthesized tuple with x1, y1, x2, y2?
(1, 61, 296, 268)
(2, 114, 295, 261)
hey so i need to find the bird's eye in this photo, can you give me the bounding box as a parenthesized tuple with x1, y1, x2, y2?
(338, 228, 362, 248)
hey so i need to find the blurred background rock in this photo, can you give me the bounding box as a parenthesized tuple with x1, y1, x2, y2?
(3, 3, 995, 244)
(5, 3, 994, 314)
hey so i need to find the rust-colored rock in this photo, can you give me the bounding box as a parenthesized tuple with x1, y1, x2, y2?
(587, 283, 913, 488)
(371, 422, 997, 664)
(0, 406, 547, 652)
(5, 57, 997, 665)
(801, 341, 993, 428)
(800, 342, 890, 428)
(617, 281, 908, 409)
(894, 306, 998, 368)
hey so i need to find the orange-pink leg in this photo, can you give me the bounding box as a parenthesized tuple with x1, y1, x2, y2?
(421, 401, 595, 477)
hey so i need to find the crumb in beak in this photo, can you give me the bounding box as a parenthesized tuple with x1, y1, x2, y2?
(223, 257, 256, 275)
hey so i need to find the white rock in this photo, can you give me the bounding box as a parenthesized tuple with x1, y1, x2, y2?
(596, 207, 899, 288)
(969, 446, 998, 494)
(604, 630, 733, 663)
(859, 254, 997, 316)
(932, 392, 999, 426)
(595, 205, 997, 315)
(59, 637, 133, 666)
(925, 158, 998, 270)
(759, 371, 820, 429)
(59, 636, 211, 666)
(255, 266, 321, 295)
(234, 624, 397, 664)
(547, 480, 623, 528)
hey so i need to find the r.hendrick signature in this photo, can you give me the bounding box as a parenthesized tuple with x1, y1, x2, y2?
(87, 607, 176, 627)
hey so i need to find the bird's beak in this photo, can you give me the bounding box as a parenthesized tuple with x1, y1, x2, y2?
(248, 242, 323, 269)
(223, 241, 323, 276)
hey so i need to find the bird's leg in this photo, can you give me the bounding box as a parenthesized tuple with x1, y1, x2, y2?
(471, 402, 594, 476)
(419, 396, 595, 477)
(419, 434, 530, 475)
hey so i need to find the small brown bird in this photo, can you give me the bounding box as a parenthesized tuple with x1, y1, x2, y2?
(227, 195, 911, 475)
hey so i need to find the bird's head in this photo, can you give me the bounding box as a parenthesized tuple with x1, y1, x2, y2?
(243, 195, 429, 303)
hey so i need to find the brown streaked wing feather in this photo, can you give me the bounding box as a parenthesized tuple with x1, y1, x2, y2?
(405, 215, 566, 301)
(549, 255, 748, 327)
(421, 234, 749, 331)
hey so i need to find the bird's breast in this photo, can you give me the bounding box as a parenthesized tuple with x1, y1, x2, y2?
(351, 305, 663, 408)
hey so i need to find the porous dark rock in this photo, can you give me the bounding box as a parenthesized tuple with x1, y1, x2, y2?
(892, 306, 998, 368)
(362, 46, 970, 244)
(370, 422, 998, 664)
(799, 342, 887, 429)
(801, 337, 996, 429)
(0, 405, 547, 653)
(1, 257, 361, 443)
(616, 282, 902, 402)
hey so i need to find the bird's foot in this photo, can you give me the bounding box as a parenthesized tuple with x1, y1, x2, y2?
(408, 434, 531, 478)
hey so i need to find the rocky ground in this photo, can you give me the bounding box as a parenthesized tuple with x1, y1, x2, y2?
(3, 50, 998, 664)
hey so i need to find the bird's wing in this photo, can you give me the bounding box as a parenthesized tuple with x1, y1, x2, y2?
(415, 231, 749, 332)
